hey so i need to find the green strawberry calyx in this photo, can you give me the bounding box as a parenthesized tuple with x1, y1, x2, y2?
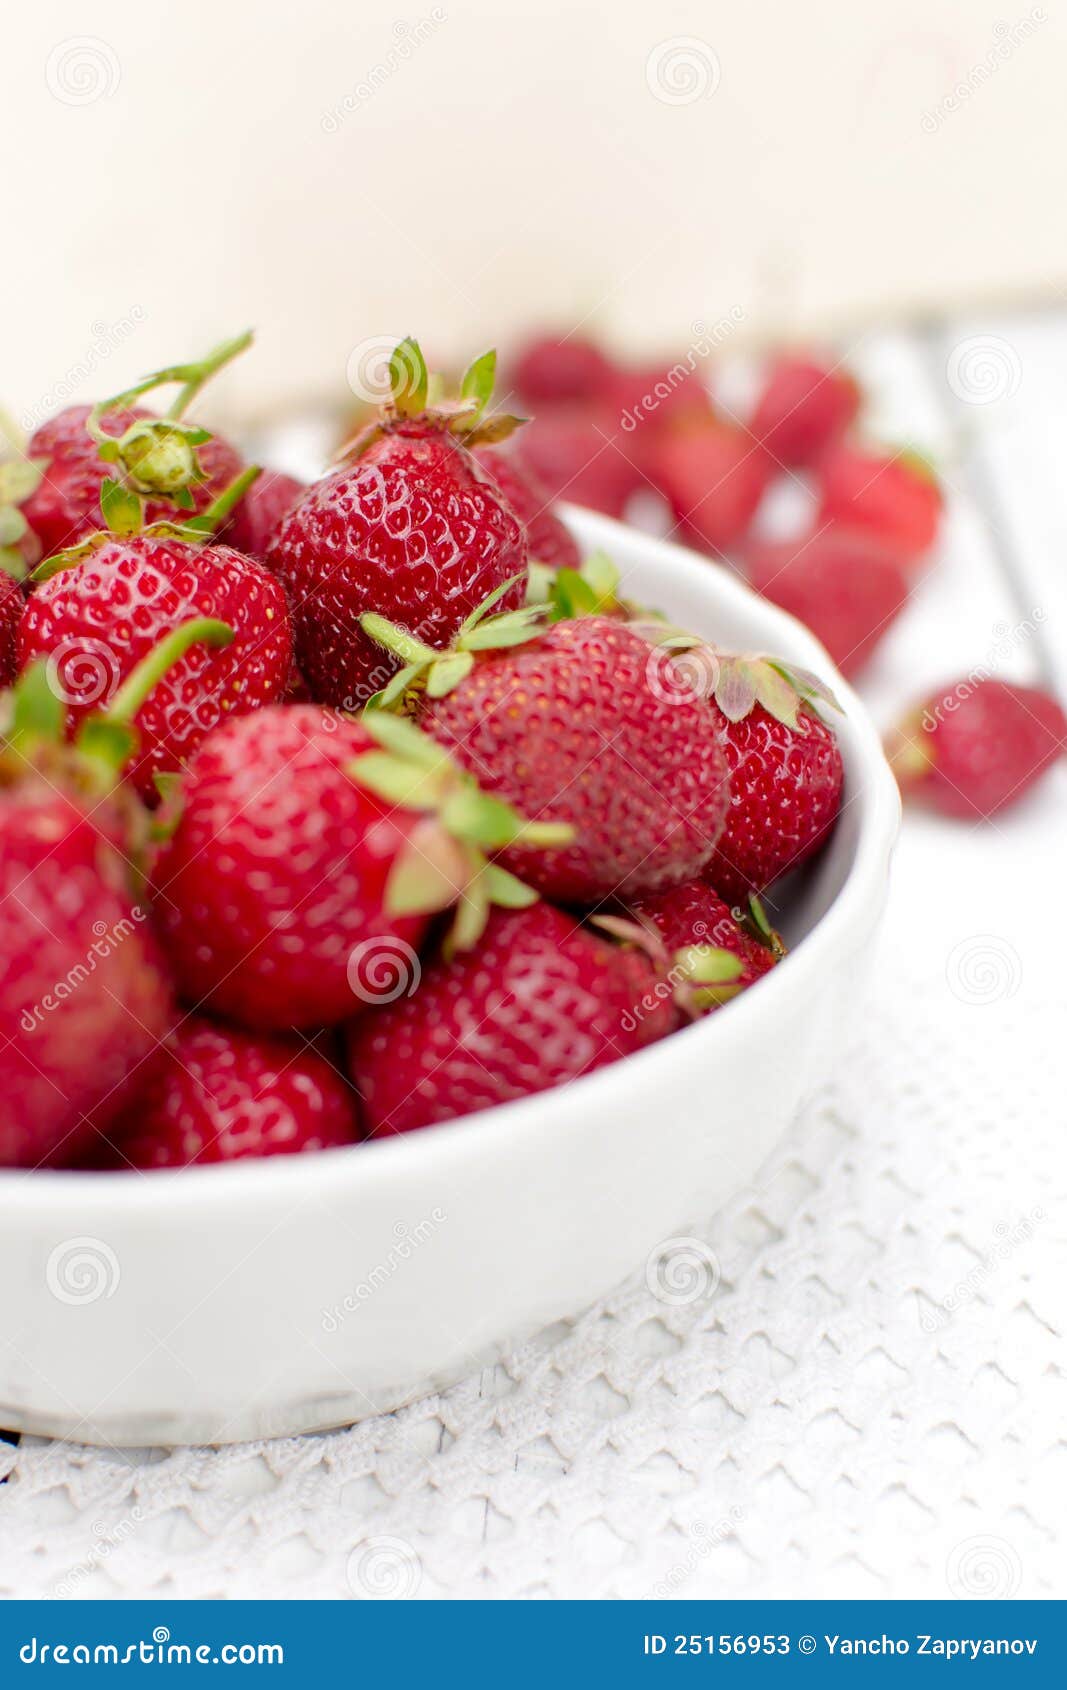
(360, 575, 547, 708)
(594, 891, 785, 1015)
(348, 708, 572, 951)
(30, 465, 262, 583)
(0, 450, 47, 580)
(345, 338, 527, 458)
(82, 330, 253, 527)
(1, 616, 233, 822)
(635, 621, 843, 728)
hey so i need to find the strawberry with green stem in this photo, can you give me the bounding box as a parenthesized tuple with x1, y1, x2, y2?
(21, 332, 250, 559)
(267, 339, 530, 710)
(19, 468, 292, 799)
(151, 704, 572, 1031)
(362, 605, 732, 904)
(0, 619, 237, 1167)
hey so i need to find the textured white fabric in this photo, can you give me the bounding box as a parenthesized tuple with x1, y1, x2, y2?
(2, 328, 1065, 1601)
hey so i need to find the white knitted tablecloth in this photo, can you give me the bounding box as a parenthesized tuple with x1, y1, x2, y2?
(1, 323, 1064, 1601)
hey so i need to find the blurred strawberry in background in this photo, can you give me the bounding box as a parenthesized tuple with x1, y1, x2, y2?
(746, 526, 910, 678)
(750, 354, 861, 466)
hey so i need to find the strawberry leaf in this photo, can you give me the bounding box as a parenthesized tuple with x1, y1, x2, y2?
(100, 478, 143, 537)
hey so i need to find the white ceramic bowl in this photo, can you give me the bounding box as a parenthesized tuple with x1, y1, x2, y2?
(0, 510, 899, 1447)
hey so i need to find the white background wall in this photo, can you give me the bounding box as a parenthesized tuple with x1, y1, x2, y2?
(3, 0, 1064, 426)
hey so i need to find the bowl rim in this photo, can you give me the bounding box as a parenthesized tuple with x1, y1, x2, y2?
(3, 507, 901, 1215)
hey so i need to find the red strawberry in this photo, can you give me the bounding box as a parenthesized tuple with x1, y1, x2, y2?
(225, 468, 305, 560)
(19, 533, 292, 797)
(407, 615, 731, 903)
(152, 704, 568, 1030)
(751, 355, 860, 466)
(627, 880, 783, 1005)
(100, 1018, 358, 1169)
(510, 333, 617, 406)
(693, 654, 845, 902)
(515, 403, 641, 519)
(347, 901, 675, 1136)
(888, 678, 1066, 818)
(0, 670, 173, 1167)
(0, 573, 21, 685)
(474, 444, 580, 570)
(746, 525, 910, 678)
(267, 341, 528, 710)
(648, 419, 770, 555)
(612, 360, 709, 436)
(818, 441, 942, 562)
(21, 333, 251, 560)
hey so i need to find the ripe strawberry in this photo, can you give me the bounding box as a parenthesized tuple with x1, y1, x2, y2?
(0, 669, 173, 1167)
(627, 880, 783, 1006)
(694, 654, 845, 902)
(751, 355, 860, 466)
(100, 1018, 358, 1169)
(152, 704, 568, 1030)
(267, 341, 529, 710)
(510, 333, 617, 406)
(19, 531, 292, 798)
(515, 403, 641, 519)
(225, 468, 304, 560)
(406, 614, 731, 903)
(0, 573, 21, 685)
(648, 418, 770, 555)
(21, 333, 251, 559)
(612, 360, 709, 436)
(746, 525, 910, 678)
(818, 441, 942, 562)
(888, 678, 1066, 818)
(474, 444, 580, 570)
(347, 901, 675, 1136)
